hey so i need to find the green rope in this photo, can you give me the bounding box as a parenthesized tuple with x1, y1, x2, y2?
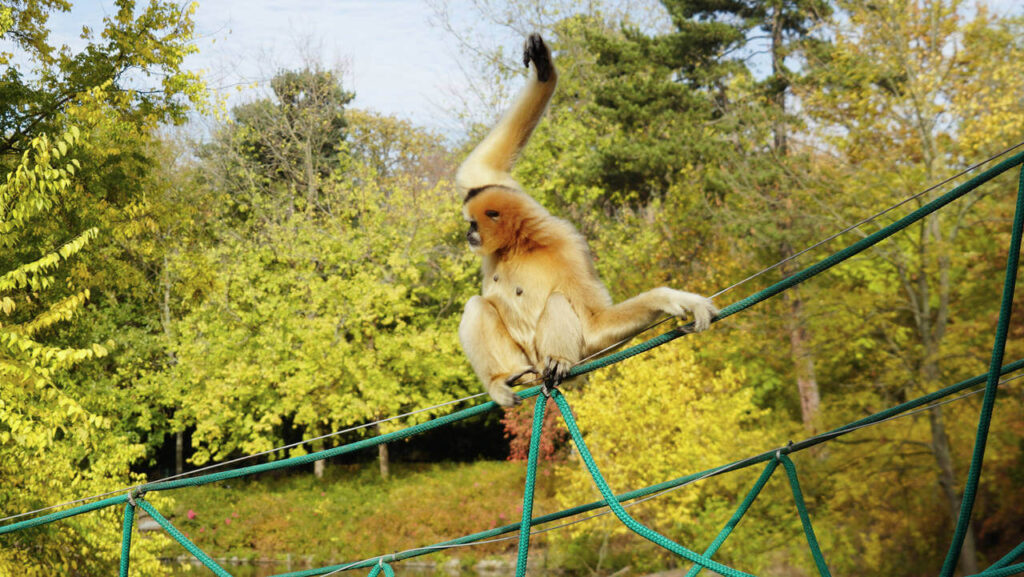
(940, 165, 1024, 577)
(136, 499, 232, 577)
(685, 459, 779, 577)
(972, 563, 1024, 577)
(992, 541, 1024, 570)
(5, 361, 1021, 577)
(779, 455, 832, 577)
(119, 501, 135, 577)
(516, 393, 548, 577)
(367, 560, 395, 577)
(0, 494, 129, 535)
(550, 389, 754, 577)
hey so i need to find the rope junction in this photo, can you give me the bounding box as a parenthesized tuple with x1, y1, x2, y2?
(3, 147, 1024, 576)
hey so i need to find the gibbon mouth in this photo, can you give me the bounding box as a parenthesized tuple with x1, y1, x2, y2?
(467, 231, 482, 247)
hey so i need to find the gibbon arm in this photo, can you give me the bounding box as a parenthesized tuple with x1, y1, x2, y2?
(455, 34, 558, 196)
(584, 288, 717, 355)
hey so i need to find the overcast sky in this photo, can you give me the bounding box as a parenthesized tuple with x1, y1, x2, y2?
(39, 0, 1024, 137)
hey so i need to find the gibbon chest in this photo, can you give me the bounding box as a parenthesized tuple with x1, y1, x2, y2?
(482, 260, 563, 355)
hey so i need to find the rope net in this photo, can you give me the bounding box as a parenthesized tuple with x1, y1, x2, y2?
(3, 149, 1024, 577)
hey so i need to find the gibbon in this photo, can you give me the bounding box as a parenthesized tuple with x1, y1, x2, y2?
(457, 34, 718, 407)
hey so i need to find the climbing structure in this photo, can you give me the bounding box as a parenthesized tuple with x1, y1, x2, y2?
(2, 149, 1024, 577)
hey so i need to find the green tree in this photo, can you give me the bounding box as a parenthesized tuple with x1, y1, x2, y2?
(1, 2, 207, 572)
(169, 89, 477, 479)
(209, 66, 353, 218)
(0, 0, 205, 157)
(796, 0, 1024, 572)
(0, 125, 171, 576)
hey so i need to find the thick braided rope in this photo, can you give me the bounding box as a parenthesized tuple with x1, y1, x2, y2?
(992, 542, 1024, 571)
(515, 393, 548, 577)
(685, 459, 779, 577)
(940, 165, 1024, 576)
(550, 389, 754, 577)
(119, 502, 135, 577)
(974, 563, 1024, 577)
(367, 561, 395, 577)
(5, 152, 1024, 577)
(136, 499, 232, 577)
(779, 455, 832, 577)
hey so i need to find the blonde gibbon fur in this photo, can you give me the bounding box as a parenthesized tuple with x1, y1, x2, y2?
(457, 34, 718, 407)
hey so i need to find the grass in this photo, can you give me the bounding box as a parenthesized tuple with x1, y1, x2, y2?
(155, 459, 561, 568)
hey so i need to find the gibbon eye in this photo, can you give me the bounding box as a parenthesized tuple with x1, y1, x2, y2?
(485, 210, 500, 220)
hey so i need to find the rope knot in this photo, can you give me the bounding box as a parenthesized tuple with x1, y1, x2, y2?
(126, 487, 146, 507)
(775, 440, 794, 461)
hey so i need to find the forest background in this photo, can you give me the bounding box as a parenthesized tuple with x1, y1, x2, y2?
(2, 0, 1024, 575)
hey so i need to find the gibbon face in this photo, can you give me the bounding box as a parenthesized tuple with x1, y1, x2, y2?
(462, 187, 533, 255)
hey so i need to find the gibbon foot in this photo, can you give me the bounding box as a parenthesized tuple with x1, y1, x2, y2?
(542, 355, 572, 385)
(523, 33, 553, 82)
(488, 368, 539, 407)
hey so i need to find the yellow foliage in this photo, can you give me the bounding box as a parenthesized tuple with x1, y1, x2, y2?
(554, 343, 776, 543)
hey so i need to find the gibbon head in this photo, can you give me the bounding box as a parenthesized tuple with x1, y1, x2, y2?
(462, 185, 539, 255)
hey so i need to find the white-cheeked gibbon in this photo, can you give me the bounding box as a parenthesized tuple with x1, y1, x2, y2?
(457, 34, 718, 407)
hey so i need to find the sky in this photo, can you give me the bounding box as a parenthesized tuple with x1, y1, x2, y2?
(43, 0, 515, 135)
(33, 0, 1024, 136)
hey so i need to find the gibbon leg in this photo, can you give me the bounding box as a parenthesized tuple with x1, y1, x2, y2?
(459, 296, 537, 407)
(535, 292, 585, 384)
(454, 34, 558, 195)
(584, 288, 717, 355)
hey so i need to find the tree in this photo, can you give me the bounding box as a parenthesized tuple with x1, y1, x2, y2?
(797, 1, 1024, 572)
(0, 0, 205, 157)
(210, 66, 353, 218)
(0, 124, 172, 576)
(170, 89, 478, 479)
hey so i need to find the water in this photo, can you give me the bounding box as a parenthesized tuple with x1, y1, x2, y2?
(164, 556, 517, 577)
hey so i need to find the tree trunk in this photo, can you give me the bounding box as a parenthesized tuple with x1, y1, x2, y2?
(163, 255, 185, 476)
(175, 431, 184, 475)
(314, 458, 325, 479)
(374, 423, 390, 480)
(923, 352, 979, 575)
(781, 286, 821, 430)
(929, 406, 979, 575)
(770, 0, 788, 156)
(770, 2, 820, 430)
(379, 443, 390, 480)
(305, 139, 316, 209)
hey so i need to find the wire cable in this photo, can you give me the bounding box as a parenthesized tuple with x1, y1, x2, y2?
(0, 391, 489, 525)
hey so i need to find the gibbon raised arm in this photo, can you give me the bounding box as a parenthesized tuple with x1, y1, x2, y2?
(458, 34, 718, 407)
